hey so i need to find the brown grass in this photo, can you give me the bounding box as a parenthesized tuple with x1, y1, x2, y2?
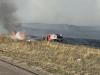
(0, 37, 100, 75)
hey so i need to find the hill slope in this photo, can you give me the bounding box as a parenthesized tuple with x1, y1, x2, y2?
(0, 37, 100, 75)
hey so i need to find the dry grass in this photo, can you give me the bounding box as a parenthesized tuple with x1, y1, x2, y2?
(0, 37, 100, 75)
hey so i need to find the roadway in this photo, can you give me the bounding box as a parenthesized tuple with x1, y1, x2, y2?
(0, 60, 36, 75)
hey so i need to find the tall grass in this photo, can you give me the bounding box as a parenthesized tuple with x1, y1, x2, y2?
(0, 37, 100, 75)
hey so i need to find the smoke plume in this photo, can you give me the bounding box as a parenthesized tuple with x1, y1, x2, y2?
(0, 0, 19, 32)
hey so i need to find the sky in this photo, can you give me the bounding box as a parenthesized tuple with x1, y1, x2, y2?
(14, 0, 100, 25)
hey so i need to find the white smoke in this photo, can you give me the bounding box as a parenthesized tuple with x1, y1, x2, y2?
(15, 0, 98, 25)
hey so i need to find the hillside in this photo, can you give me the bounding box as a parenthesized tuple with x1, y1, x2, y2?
(0, 37, 100, 75)
(20, 23, 100, 39)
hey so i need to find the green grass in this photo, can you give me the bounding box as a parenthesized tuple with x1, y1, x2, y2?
(0, 37, 100, 75)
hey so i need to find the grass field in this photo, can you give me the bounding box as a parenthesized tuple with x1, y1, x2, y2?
(0, 37, 100, 75)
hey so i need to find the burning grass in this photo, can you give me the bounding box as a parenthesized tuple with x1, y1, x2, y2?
(0, 37, 100, 75)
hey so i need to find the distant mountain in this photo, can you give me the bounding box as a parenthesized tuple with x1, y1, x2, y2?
(19, 23, 100, 39)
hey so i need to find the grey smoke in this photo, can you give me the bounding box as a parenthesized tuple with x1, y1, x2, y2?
(15, 0, 98, 25)
(0, 0, 19, 32)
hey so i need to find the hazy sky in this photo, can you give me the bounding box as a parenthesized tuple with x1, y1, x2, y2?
(14, 0, 100, 25)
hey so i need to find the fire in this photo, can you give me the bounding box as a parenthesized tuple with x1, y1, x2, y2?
(10, 31, 25, 40)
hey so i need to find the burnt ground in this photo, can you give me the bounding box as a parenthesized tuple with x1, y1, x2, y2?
(61, 37, 100, 48)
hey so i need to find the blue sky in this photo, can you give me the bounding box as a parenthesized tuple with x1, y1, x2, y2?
(15, 0, 99, 25)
